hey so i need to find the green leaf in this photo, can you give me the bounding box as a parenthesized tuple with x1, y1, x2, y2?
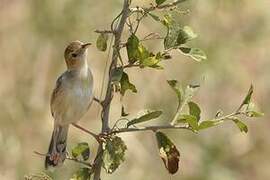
(96, 33, 108, 51)
(139, 53, 163, 69)
(246, 111, 264, 117)
(167, 80, 182, 103)
(238, 85, 254, 110)
(162, 14, 173, 28)
(71, 168, 92, 180)
(127, 110, 162, 127)
(72, 142, 90, 161)
(233, 118, 248, 133)
(102, 136, 127, 174)
(126, 34, 154, 65)
(140, 56, 159, 67)
(156, 0, 167, 5)
(179, 47, 207, 62)
(120, 72, 137, 96)
(177, 26, 197, 45)
(241, 102, 264, 118)
(126, 34, 140, 63)
(188, 101, 201, 120)
(242, 85, 254, 105)
(155, 131, 180, 174)
(111, 67, 123, 83)
(163, 20, 197, 49)
(164, 24, 180, 49)
(198, 120, 218, 130)
(137, 44, 151, 61)
(177, 114, 198, 131)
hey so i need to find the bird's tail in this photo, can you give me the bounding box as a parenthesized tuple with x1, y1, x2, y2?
(45, 125, 69, 169)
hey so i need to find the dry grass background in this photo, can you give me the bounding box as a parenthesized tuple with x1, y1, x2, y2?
(0, 0, 269, 179)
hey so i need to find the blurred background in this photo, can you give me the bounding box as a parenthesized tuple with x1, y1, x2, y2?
(0, 0, 269, 179)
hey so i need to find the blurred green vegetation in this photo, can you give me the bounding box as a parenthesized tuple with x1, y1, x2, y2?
(0, 0, 269, 179)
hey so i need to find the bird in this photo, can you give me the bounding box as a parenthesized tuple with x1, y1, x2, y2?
(45, 40, 94, 169)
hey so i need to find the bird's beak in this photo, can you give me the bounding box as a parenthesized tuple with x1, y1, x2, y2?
(82, 43, 92, 48)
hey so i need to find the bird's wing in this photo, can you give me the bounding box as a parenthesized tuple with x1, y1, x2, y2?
(50, 73, 67, 119)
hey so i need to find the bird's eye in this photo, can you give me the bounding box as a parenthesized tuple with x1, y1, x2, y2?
(71, 53, 77, 58)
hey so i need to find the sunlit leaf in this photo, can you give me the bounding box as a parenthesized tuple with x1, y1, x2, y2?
(179, 47, 207, 62)
(72, 142, 90, 161)
(240, 102, 263, 118)
(120, 72, 137, 95)
(102, 136, 127, 174)
(233, 118, 248, 133)
(167, 80, 182, 103)
(198, 120, 219, 130)
(188, 101, 201, 120)
(71, 168, 92, 180)
(96, 33, 108, 51)
(127, 110, 162, 127)
(140, 56, 159, 67)
(139, 53, 163, 69)
(177, 26, 197, 45)
(164, 22, 180, 49)
(155, 131, 180, 174)
(137, 44, 151, 61)
(156, 0, 167, 5)
(162, 14, 173, 28)
(238, 85, 254, 111)
(163, 20, 197, 49)
(242, 85, 254, 106)
(177, 114, 198, 131)
(246, 111, 264, 117)
(126, 34, 154, 65)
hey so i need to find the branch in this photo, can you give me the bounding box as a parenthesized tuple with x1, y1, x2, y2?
(110, 124, 191, 134)
(93, 1, 131, 180)
(110, 111, 242, 135)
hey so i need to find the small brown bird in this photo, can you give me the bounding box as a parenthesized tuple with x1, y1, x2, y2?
(45, 41, 94, 169)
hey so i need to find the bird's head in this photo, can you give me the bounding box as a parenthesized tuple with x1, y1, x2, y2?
(64, 40, 91, 70)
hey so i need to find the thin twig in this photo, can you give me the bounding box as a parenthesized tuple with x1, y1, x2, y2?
(33, 151, 93, 168)
(123, 63, 140, 69)
(111, 10, 124, 32)
(130, 0, 188, 13)
(71, 123, 100, 142)
(95, 30, 114, 34)
(93, 97, 103, 106)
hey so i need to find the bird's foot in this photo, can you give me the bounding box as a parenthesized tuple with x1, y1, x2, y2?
(49, 151, 61, 165)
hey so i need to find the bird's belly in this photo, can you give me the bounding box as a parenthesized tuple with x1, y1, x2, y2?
(58, 87, 93, 125)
